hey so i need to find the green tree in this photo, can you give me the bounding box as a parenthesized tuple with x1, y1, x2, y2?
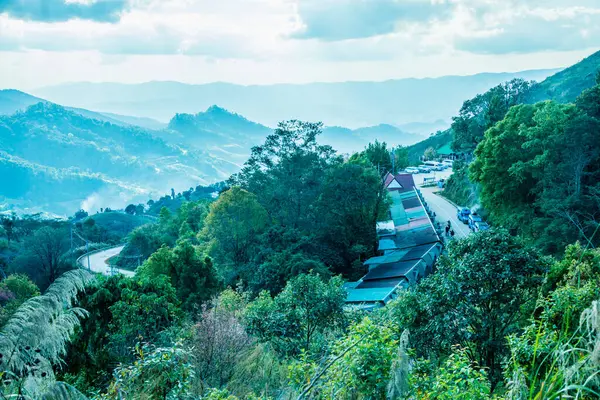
(202, 187, 269, 283)
(230, 120, 340, 230)
(290, 316, 401, 400)
(124, 204, 136, 215)
(392, 229, 548, 390)
(245, 273, 346, 355)
(423, 146, 437, 161)
(471, 97, 600, 252)
(11, 226, 72, 288)
(408, 346, 491, 400)
(359, 140, 393, 173)
(316, 159, 390, 277)
(452, 78, 532, 153)
(102, 341, 194, 400)
(62, 274, 181, 390)
(138, 241, 220, 311)
(0, 274, 40, 326)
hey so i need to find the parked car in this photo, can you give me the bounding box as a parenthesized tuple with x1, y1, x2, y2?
(473, 221, 490, 232)
(442, 159, 454, 168)
(423, 161, 445, 171)
(457, 207, 471, 223)
(405, 167, 420, 174)
(468, 213, 483, 230)
(418, 165, 432, 173)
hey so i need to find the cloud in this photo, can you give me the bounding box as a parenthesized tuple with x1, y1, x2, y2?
(291, 0, 451, 41)
(453, 4, 600, 54)
(0, 0, 129, 23)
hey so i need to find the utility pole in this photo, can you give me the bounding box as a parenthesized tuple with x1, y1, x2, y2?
(70, 224, 74, 262)
(86, 240, 90, 271)
(391, 147, 396, 175)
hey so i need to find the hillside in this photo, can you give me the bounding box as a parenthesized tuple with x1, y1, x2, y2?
(0, 89, 45, 115)
(0, 103, 238, 215)
(0, 89, 145, 128)
(100, 112, 167, 130)
(321, 124, 424, 154)
(33, 69, 559, 128)
(527, 50, 600, 103)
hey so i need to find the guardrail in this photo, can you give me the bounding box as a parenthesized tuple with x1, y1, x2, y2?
(76, 244, 124, 269)
(76, 244, 136, 277)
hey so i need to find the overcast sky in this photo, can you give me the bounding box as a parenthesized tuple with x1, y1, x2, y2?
(1, 0, 599, 90)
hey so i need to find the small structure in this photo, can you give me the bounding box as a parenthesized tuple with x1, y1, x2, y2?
(436, 143, 460, 160)
(345, 173, 443, 309)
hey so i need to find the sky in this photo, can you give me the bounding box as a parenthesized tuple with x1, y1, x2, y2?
(1, 0, 599, 90)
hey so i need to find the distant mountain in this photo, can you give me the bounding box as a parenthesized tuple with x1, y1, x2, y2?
(321, 124, 424, 154)
(397, 120, 449, 136)
(0, 89, 45, 115)
(527, 50, 600, 104)
(32, 69, 560, 129)
(100, 112, 167, 130)
(0, 102, 239, 215)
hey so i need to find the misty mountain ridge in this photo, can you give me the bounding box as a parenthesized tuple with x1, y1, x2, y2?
(0, 102, 240, 216)
(32, 69, 560, 128)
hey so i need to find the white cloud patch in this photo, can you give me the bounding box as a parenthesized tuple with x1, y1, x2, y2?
(0, 0, 598, 88)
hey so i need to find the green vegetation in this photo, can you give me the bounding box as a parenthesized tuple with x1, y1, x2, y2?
(406, 129, 452, 165)
(2, 54, 600, 400)
(471, 80, 600, 253)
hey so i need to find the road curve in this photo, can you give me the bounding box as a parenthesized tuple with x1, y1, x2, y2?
(78, 245, 135, 277)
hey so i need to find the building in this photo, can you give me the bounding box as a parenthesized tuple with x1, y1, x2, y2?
(344, 172, 443, 309)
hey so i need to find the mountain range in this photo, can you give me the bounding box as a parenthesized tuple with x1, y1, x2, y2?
(32, 69, 560, 128)
(1, 50, 599, 216)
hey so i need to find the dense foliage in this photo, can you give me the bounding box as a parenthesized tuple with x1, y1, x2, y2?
(3, 57, 600, 399)
(471, 80, 600, 253)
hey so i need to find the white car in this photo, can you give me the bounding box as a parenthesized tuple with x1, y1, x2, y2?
(405, 167, 420, 174)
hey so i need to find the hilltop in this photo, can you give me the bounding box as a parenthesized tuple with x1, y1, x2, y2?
(0, 102, 238, 215)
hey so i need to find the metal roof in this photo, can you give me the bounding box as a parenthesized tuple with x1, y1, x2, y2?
(345, 173, 442, 306)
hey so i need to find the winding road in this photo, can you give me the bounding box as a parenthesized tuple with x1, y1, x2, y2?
(78, 245, 135, 277)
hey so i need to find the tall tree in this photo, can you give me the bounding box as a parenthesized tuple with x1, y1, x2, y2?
(245, 273, 346, 355)
(393, 229, 548, 390)
(202, 187, 269, 282)
(230, 120, 340, 230)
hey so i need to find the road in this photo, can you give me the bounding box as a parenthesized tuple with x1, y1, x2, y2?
(412, 168, 471, 239)
(78, 245, 135, 277)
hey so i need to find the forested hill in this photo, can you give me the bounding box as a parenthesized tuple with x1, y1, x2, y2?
(0, 102, 239, 215)
(526, 49, 600, 104)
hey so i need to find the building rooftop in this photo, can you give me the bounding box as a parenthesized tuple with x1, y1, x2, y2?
(345, 173, 442, 308)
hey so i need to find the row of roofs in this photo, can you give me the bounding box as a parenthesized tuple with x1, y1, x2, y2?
(345, 172, 443, 309)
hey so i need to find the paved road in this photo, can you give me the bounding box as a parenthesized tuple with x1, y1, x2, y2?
(79, 245, 135, 277)
(412, 169, 471, 239)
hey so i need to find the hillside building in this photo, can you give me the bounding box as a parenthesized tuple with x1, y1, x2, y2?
(344, 172, 442, 309)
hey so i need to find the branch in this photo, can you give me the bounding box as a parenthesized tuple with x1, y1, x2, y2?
(296, 334, 366, 400)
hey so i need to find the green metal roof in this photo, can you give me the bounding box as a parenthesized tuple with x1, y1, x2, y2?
(345, 287, 395, 303)
(436, 143, 454, 155)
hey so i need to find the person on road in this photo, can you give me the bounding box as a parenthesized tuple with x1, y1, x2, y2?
(450, 229, 455, 239)
(445, 225, 450, 236)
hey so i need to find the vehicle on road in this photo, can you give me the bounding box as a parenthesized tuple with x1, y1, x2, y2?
(405, 167, 420, 174)
(418, 165, 432, 173)
(457, 207, 471, 223)
(424, 161, 445, 171)
(441, 160, 454, 168)
(468, 213, 483, 230)
(473, 221, 490, 232)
